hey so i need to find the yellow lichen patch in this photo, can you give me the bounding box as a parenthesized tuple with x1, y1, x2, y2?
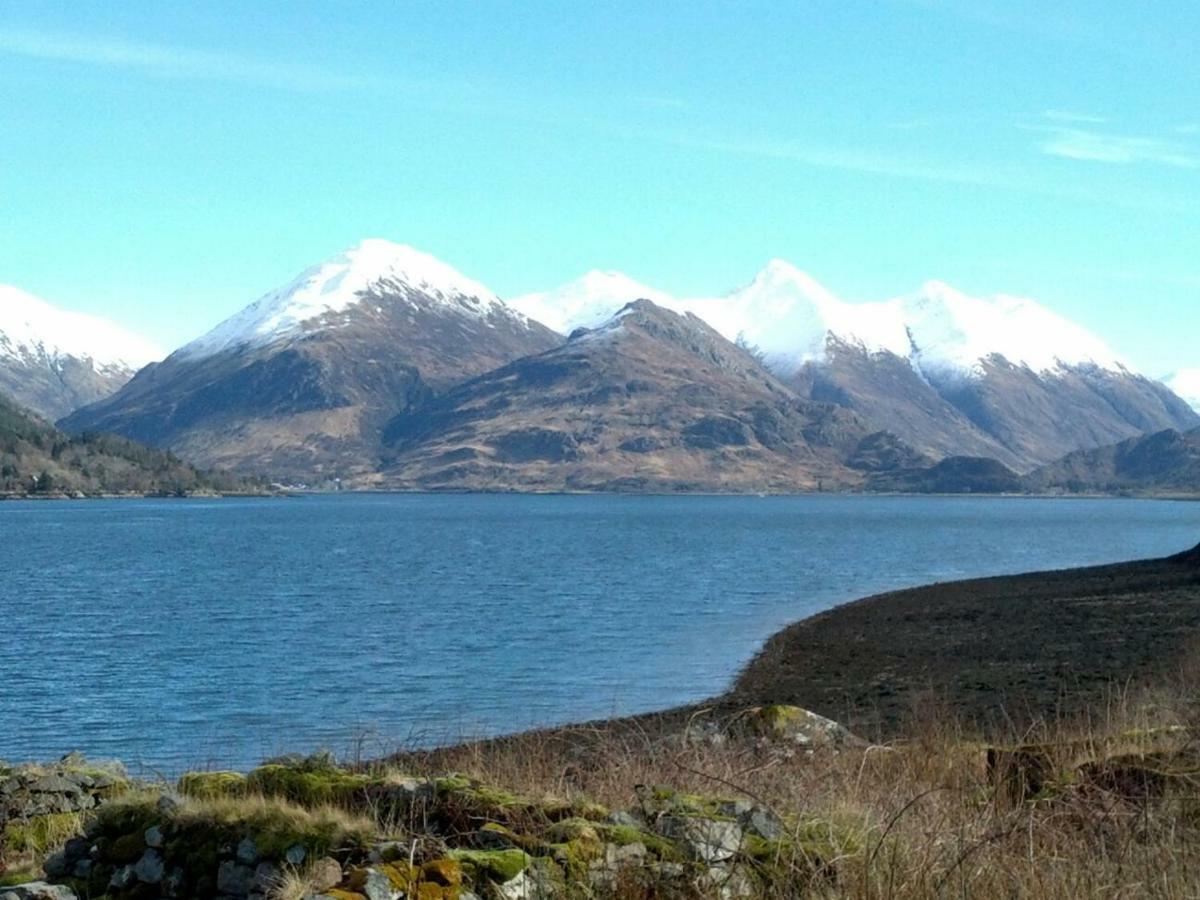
(420, 857, 464, 886)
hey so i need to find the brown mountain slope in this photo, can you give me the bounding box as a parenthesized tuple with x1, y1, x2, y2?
(1028, 427, 1200, 494)
(379, 301, 893, 492)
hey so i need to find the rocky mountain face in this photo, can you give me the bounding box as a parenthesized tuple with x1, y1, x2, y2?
(0, 285, 160, 421)
(60, 241, 561, 480)
(517, 265, 1199, 472)
(1028, 427, 1200, 494)
(790, 343, 1196, 472)
(380, 300, 890, 492)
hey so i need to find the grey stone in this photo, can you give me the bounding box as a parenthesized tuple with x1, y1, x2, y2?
(156, 792, 183, 815)
(700, 864, 755, 899)
(145, 824, 165, 848)
(606, 810, 643, 828)
(237, 837, 260, 864)
(41, 850, 70, 878)
(135, 849, 166, 884)
(496, 867, 557, 900)
(253, 863, 282, 892)
(29, 775, 82, 795)
(217, 861, 256, 895)
(659, 816, 743, 864)
(284, 843, 307, 865)
(109, 865, 137, 890)
(361, 870, 398, 900)
(62, 836, 91, 860)
(71, 859, 93, 879)
(740, 805, 782, 841)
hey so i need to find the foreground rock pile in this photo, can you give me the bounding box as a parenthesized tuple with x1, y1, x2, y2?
(9, 763, 851, 899)
(0, 707, 862, 899)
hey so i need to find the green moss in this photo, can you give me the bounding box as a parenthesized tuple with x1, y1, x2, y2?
(449, 847, 531, 883)
(92, 796, 160, 841)
(108, 830, 149, 863)
(0, 868, 41, 887)
(245, 763, 371, 808)
(743, 815, 867, 884)
(645, 786, 736, 820)
(595, 822, 683, 861)
(177, 770, 247, 799)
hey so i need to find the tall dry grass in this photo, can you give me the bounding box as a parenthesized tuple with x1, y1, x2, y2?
(381, 678, 1200, 898)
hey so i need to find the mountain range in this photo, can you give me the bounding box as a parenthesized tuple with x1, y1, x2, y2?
(3, 239, 1197, 492)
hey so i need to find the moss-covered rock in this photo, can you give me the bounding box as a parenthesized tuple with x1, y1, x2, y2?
(177, 771, 247, 800)
(449, 847, 532, 884)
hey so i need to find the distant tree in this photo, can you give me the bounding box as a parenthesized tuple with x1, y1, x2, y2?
(34, 470, 54, 493)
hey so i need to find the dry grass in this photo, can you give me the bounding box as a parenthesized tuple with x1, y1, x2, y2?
(379, 682, 1200, 898)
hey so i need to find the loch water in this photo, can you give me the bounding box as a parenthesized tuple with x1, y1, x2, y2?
(1, 493, 1197, 771)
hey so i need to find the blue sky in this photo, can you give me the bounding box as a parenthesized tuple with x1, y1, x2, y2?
(0, 0, 1196, 374)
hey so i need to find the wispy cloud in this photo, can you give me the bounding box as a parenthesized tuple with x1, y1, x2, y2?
(0, 29, 364, 90)
(1040, 127, 1198, 168)
(1043, 109, 1107, 124)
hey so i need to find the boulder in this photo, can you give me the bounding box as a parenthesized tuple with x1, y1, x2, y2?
(134, 848, 166, 883)
(658, 816, 743, 863)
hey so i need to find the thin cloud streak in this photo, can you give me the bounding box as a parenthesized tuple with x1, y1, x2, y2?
(1041, 127, 1198, 169)
(0, 29, 366, 90)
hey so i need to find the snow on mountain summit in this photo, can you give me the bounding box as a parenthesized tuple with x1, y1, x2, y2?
(515, 262, 1128, 381)
(0, 284, 161, 371)
(898, 281, 1124, 382)
(510, 270, 677, 335)
(180, 239, 521, 359)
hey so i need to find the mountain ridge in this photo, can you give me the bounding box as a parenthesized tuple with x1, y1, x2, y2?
(0, 285, 162, 421)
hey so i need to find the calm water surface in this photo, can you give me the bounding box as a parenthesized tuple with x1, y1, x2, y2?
(1, 493, 1197, 771)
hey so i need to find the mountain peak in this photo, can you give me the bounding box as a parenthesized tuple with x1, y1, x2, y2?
(179, 240, 506, 359)
(0, 284, 163, 420)
(0, 284, 161, 369)
(510, 270, 674, 334)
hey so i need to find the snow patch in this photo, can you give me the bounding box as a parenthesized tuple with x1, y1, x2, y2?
(0, 284, 162, 371)
(180, 239, 527, 359)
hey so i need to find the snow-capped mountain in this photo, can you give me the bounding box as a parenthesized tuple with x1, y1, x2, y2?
(510, 270, 676, 335)
(1165, 370, 1200, 413)
(520, 261, 1125, 381)
(0, 285, 161, 420)
(519, 263, 1195, 469)
(62, 240, 561, 478)
(180, 239, 520, 360)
